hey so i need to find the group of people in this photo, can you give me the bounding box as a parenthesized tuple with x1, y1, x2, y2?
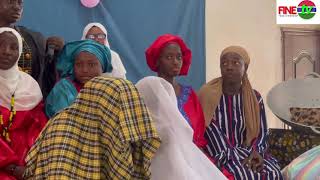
(0, 0, 318, 179)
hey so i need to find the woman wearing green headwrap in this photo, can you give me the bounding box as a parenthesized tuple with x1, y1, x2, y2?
(45, 40, 112, 118)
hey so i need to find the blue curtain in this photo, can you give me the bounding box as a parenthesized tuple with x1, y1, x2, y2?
(19, 0, 205, 89)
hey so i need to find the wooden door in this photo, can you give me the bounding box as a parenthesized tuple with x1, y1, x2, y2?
(282, 28, 320, 80)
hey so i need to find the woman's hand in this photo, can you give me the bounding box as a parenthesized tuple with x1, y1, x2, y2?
(242, 150, 264, 172)
(4, 164, 25, 180)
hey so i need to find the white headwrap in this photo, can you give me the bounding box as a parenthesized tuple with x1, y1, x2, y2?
(136, 76, 227, 180)
(0, 27, 42, 111)
(81, 22, 127, 79)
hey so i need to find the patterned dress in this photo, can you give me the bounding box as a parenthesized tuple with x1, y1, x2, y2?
(205, 91, 283, 179)
(24, 77, 161, 180)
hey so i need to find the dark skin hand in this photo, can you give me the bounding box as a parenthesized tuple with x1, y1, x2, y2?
(4, 164, 25, 180)
(46, 36, 64, 51)
(242, 150, 264, 172)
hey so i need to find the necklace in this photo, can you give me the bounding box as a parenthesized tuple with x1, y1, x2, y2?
(0, 94, 16, 142)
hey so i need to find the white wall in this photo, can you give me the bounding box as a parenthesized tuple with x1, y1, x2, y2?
(205, 0, 285, 128)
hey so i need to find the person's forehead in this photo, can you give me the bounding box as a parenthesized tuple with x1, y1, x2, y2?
(221, 52, 243, 61)
(87, 26, 105, 34)
(0, 32, 17, 41)
(76, 51, 97, 57)
(162, 42, 181, 52)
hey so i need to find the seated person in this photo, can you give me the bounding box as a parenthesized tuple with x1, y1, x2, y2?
(145, 34, 207, 148)
(24, 77, 161, 179)
(45, 40, 112, 118)
(82, 22, 126, 79)
(0, 27, 47, 180)
(198, 46, 283, 179)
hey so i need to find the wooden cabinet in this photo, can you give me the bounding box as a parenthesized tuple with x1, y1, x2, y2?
(282, 28, 320, 80)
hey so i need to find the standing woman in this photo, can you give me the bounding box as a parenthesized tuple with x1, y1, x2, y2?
(0, 27, 47, 180)
(82, 22, 126, 79)
(145, 34, 207, 148)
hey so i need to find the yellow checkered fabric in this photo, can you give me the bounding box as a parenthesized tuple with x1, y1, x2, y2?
(24, 77, 161, 180)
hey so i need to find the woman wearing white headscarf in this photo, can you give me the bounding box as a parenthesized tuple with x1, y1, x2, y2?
(0, 27, 47, 179)
(81, 22, 126, 79)
(136, 76, 227, 180)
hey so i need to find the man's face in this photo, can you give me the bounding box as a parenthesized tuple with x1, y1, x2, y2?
(0, 0, 23, 25)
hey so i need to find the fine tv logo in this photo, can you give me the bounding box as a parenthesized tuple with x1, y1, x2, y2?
(278, 0, 316, 19)
(277, 0, 319, 24)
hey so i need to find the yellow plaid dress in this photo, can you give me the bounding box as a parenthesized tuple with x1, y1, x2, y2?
(24, 77, 161, 180)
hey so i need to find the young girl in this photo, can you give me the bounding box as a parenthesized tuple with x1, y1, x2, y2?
(45, 40, 112, 118)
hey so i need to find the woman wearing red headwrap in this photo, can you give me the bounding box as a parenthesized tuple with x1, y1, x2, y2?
(145, 34, 234, 179)
(145, 34, 206, 149)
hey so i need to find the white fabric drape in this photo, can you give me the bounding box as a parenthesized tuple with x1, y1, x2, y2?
(136, 76, 227, 180)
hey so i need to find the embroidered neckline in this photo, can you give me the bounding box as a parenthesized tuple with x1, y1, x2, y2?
(177, 85, 192, 126)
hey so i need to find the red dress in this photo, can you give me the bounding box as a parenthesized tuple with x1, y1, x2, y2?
(177, 85, 207, 148)
(0, 103, 47, 180)
(177, 85, 234, 180)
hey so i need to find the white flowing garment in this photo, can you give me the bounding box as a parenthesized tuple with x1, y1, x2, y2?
(81, 22, 126, 79)
(136, 76, 227, 180)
